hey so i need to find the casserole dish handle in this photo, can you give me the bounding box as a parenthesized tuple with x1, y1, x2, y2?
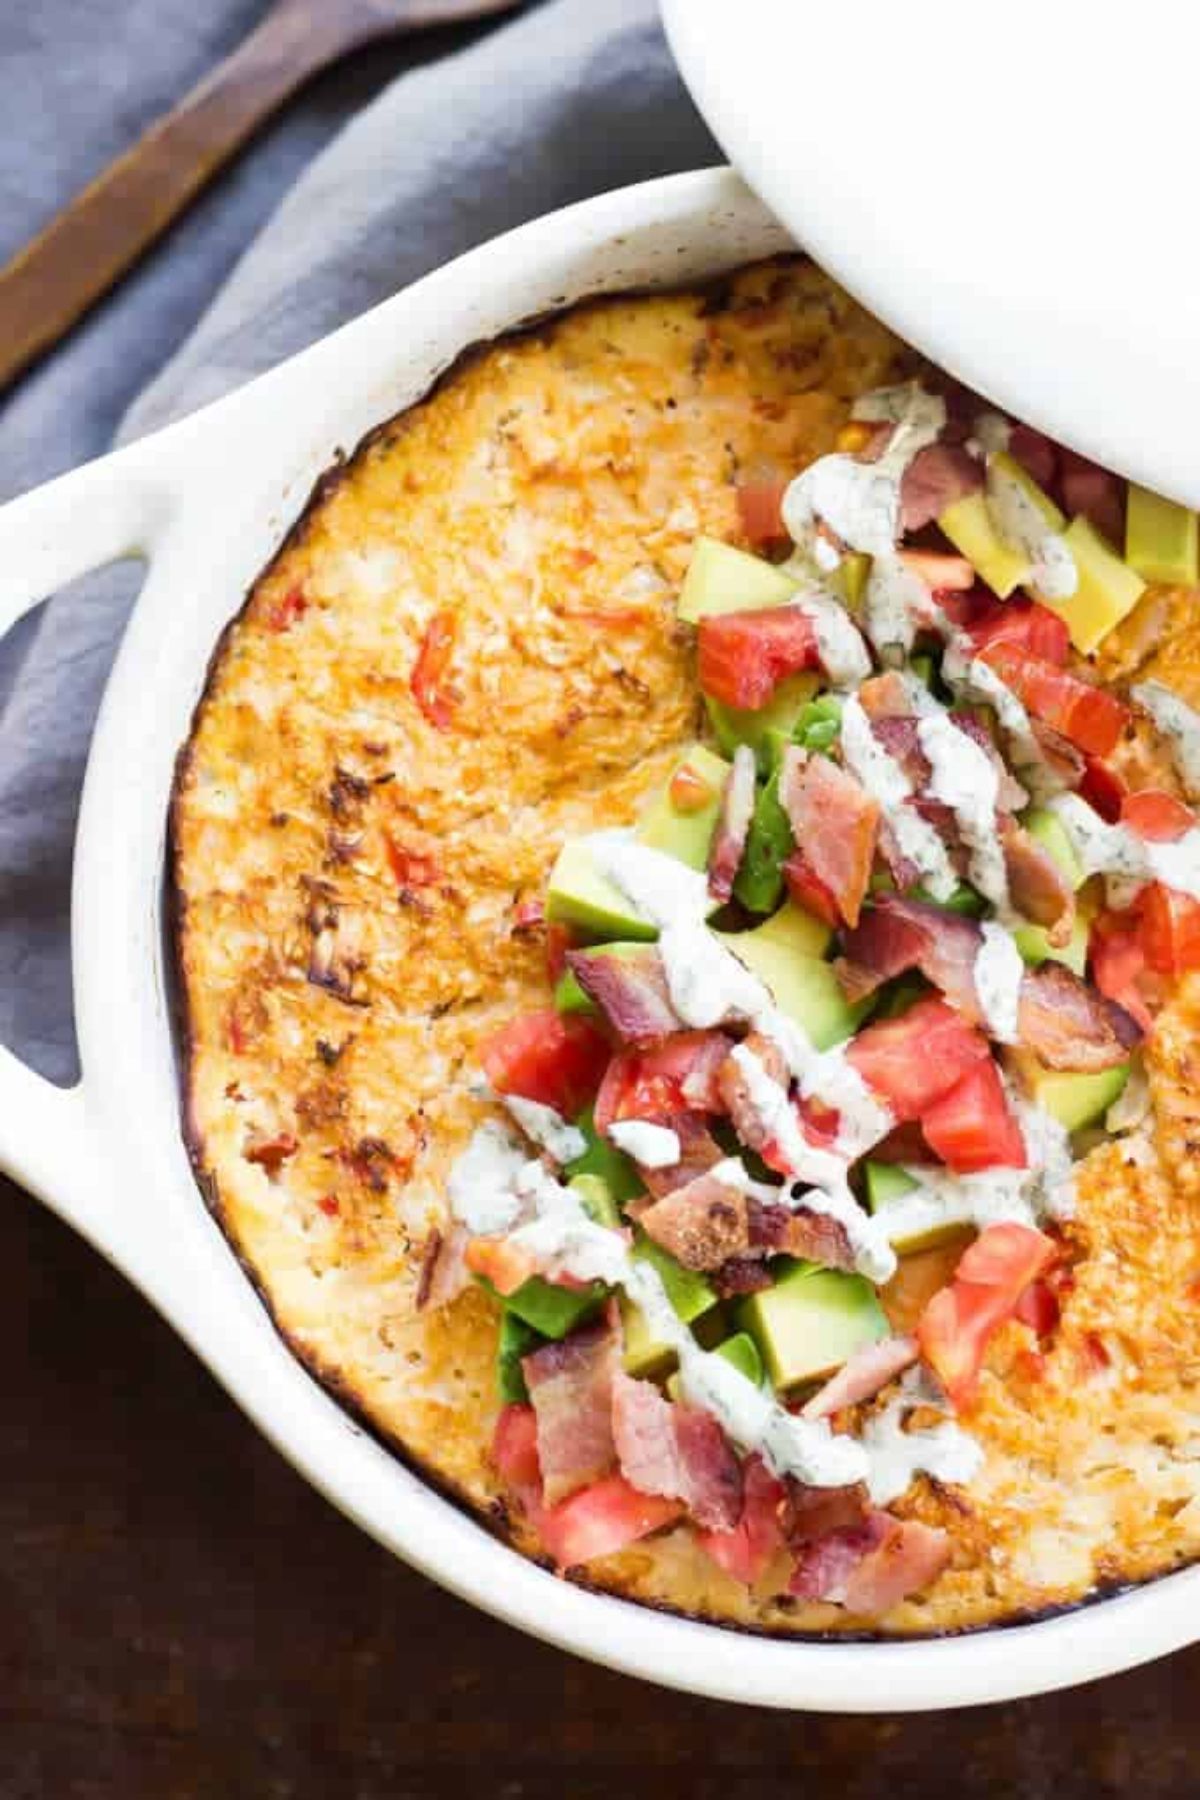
(0, 439, 169, 1262)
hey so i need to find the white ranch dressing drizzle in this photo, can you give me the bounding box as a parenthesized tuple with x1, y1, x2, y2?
(448, 1119, 529, 1236)
(782, 383, 946, 567)
(917, 711, 1012, 915)
(727, 1044, 897, 1284)
(863, 553, 932, 658)
(861, 1379, 983, 1506)
(973, 921, 1025, 1044)
(839, 693, 958, 901)
(1132, 679, 1200, 801)
(1050, 792, 1200, 901)
(985, 459, 1077, 602)
(794, 585, 872, 689)
(606, 1119, 680, 1169)
(500, 1094, 587, 1165)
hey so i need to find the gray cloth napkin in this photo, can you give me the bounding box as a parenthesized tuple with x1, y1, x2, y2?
(0, 0, 716, 1082)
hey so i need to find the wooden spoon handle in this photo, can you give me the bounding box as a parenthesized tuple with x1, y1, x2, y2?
(0, 0, 396, 396)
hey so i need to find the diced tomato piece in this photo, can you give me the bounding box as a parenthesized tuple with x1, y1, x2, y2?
(465, 1237, 539, 1297)
(479, 1010, 610, 1115)
(736, 478, 789, 548)
(1121, 788, 1196, 843)
(964, 596, 1070, 667)
(696, 1454, 786, 1585)
(410, 609, 459, 729)
(492, 1403, 542, 1488)
(978, 644, 1129, 757)
(537, 1474, 684, 1568)
(697, 606, 820, 710)
(1089, 910, 1154, 1032)
(1079, 757, 1127, 823)
(897, 549, 975, 593)
(782, 852, 842, 928)
(921, 1059, 1026, 1173)
(1059, 450, 1125, 547)
(1138, 883, 1200, 978)
(1008, 424, 1059, 491)
(592, 1030, 730, 1134)
(847, 996, 990, 1122)
(918, 1221, 1057, 1408)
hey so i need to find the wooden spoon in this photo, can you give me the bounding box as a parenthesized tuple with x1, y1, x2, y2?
(0, 0, 524, 397)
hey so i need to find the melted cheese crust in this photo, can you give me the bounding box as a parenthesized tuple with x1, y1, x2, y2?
(173, 258, 1200, 1635)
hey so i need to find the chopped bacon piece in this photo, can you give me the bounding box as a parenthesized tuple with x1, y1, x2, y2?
(1014, 1278, 1060, 1338)
(782, 1479, 870, 1547)
(978, 644, 1129, 758)
(480, 1010, 611, 1116)
(523, 1322, 619, 1506)
(1000, 818, 1076, 947)
(918, 1221, 1057, 1407)
(592, 1030, 733, 1134)
(565, 946, 679, 1046)
(747, 1198, 855, 1271)
(896, 549, 975, 593)
(838, 1517, 951, 1615)
(789, 1514, 891, 1603)
(736, 478, 789, 548)
(848, 995, 991, 1120)
(708, 744, 757, 903)
(712, 1256, 775, 1298)
(779, 748, 879, 928)
(1018, 960, 1142, 1071)
(838, 897, 984, 1021)
(637, 1173, 750, 1272)
(800, 1335, 919, 1420)
(697, 1454, 787, 1585)
(716, 1032, 789, 1159)
(782, 853, 842, 928)
(857, 670, 915, 720)
(638, 1113, 726, 1198)
(1059, 450, 1125, 546)
(410, 610, 459, 729)
(899, 443, 982, 532)
(612, 1373, 742, 1530)
(697, 605, 820, 710)
(922, 1058, 1027, 1172)
(1028, 717, 1086, 791)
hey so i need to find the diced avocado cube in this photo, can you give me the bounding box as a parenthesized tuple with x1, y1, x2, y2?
(568, 1172, 621, 1230)
(667, 1329, 764, 1402)
(910, 652, 936, 689)
(1013, 907, 1090, 977)
(554, 968, 598, 1015)
(546, 744, 727, 941)
(733, 731, 791, 915)
(939, 488, 1030, 599)
(637, 744, 731, 862)
(677, 536, 796, 624)
(621, 1233, 719, 1380)
(546, 838, 658, 941)
(1022, 806, 1085, 890)
(707, 670, 820, 761)
(502, 1275, 606, 1341)
(738, 1267, 888, 1393)
(1008, 1050, 1129, 1132)
(1126, 484, 1199, 586)
(1045, 517, 1146, 655)
(864, 1161, 919, 1210)
(718, 905, 870, 1051)
(497, 1310, 542, 1404)
(563, 1107, 643, 1208)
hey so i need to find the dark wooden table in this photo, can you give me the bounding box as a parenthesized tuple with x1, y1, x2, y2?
(3, 1172, 1197, 1797)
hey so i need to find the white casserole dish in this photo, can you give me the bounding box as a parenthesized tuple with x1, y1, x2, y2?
(0, 167, 1192, 1710)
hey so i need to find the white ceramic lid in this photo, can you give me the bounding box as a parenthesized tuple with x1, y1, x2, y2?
(664, 0, 1200, 507)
